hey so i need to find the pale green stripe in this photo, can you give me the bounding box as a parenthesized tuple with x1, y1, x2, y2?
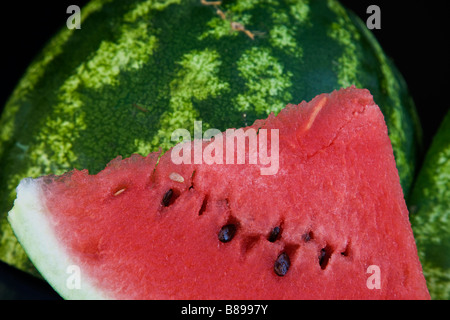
(234, 47, 293, 114)
(151, 48, 230, 151)
(0, 0, 111, 157)
(4, 0, 160, 218)
(124, 0, 181, 22)
(326, 0, 361, 89)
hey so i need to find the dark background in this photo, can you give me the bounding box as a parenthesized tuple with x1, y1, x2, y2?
(0, 1, 448, 299)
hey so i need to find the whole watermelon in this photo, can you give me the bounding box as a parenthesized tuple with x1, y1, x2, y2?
(409, 110, 450, 300)
(0, 0, 422, 275)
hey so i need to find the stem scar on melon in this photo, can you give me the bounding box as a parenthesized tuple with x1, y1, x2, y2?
(201, 0, 256, 40)
(200, 0, 222, 6)
(132, 103, 148, 113)
(230, 22, 255, 40)
(215, 8, 226, 21)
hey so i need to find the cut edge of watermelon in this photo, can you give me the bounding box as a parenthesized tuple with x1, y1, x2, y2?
(7, 178, 108, 300)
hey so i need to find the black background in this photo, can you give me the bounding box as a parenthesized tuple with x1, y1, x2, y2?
(0, 1, 448, 300)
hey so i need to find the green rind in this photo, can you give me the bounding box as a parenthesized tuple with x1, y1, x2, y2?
(0, 0, 422, 274)
(409, 110, 450, 300)
(7, 178, 108, 299)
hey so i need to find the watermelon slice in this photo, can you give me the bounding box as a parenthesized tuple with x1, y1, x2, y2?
(8, 87, 429, 299)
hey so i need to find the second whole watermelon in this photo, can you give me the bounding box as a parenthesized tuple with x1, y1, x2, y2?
(0, 0, 422, 275)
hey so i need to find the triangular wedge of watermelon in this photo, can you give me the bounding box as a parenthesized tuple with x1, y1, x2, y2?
(8, 87, 429, 299)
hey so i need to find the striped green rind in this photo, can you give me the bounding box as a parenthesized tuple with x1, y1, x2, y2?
(409, 111, 450, 300)
(0, 0, 422, 275)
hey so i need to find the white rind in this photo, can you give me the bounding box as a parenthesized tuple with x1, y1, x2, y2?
(7, 178, 110, 300)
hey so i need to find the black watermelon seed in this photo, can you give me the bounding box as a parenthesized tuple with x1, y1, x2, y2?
(274, 252, 290, 276)
(319, 245, 332, 270)
(218, 224, 236, 243)
(198, 196, 208, 216)
(303, 231, 313, 242)
(161, 189, 173, 207)
(268, 226, 281, 242)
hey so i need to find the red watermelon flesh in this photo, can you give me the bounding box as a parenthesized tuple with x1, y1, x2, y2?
(8, 86, 429, 299)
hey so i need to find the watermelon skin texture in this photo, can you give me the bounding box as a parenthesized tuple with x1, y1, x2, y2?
(8, 87, 429, 299)
(409, 110, 450, 300)
(0, 0, 422, 275)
